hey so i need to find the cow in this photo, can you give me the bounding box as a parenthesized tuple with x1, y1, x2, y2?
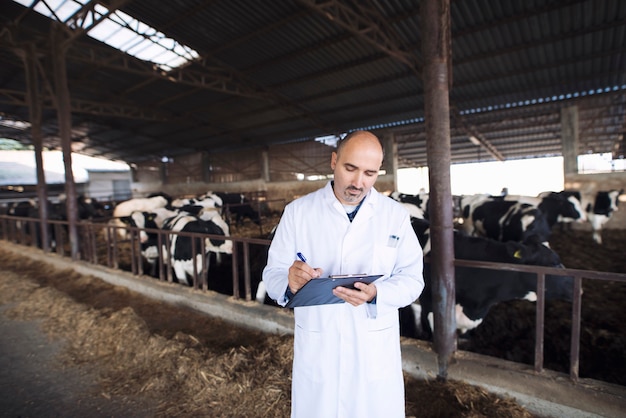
(398, 202, 425, 219)
(110, 195, 171, 239)
(405, 218, 574, 339)
(120, 211, 162, 276)
(463, 199, 552, 244)
(460, 192, 586, 243)
(541, 190, 622, 244)
(7, 197, 98, 250)
(214, 192, 261, 226)
(7, 200, 37, 218)
(161, 213, 233, 286)
(171, 191, 221, 212)
(6, 200, 50, 247)
(494, 193, 586, 227)
(54, 194, 108, 220)
(585, 190, 622, 244)
(121, 206, 230, 278)
(390, 190, 430, 219)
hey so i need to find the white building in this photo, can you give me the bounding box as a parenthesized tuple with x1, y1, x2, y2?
(0, 150, 132, 202)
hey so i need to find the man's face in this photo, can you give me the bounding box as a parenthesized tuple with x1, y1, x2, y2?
(330, 135, 383, 205)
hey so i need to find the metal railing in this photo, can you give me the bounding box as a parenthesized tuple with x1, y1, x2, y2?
(452, 259, 626, 381)
(1, 213, 625, 382)
(0, 214, 272, 302)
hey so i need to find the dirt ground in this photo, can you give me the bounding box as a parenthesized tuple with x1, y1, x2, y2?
(0, 249, 537, 418)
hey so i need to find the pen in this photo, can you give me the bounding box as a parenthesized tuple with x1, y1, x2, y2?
(296, 252, 307, 263)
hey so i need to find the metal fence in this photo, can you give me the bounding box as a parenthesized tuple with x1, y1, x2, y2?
(1, 213, 625, 382)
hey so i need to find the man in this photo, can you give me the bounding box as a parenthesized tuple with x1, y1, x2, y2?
(263, 130, 424, 417)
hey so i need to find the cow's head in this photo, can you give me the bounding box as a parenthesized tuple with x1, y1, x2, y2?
(517, 235, 574, 302)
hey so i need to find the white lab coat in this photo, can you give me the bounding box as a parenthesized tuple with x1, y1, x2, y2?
(263, 182, 424, 418)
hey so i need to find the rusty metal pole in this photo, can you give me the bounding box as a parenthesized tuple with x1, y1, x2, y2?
(23, 43, 50, 252)
(51, 23, 80, 260)
(421, 0, 456, 379)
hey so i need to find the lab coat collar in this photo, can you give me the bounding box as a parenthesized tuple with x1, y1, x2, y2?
(324, 181, 380, 222)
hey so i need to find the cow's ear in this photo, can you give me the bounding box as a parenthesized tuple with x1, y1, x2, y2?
(505, 242, 525, 260)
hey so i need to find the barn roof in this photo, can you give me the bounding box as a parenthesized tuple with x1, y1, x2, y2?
(0, 0, 624, 168)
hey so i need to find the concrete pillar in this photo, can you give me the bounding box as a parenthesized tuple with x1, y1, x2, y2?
(381, 132, 398, 190)
(160, 161, 168, 184)
(561, 106, 579, 175)
(201, 152, 211, 182)
(261, 148, 270, 182)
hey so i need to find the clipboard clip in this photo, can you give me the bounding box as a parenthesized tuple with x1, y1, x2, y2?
(329, 273, 367, 279)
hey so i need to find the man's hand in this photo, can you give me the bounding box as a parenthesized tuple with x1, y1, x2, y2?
(288, 261, 322, 294)
(333, 282, 377, 306)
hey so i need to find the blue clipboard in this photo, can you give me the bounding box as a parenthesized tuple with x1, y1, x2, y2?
(285, 274, 383, 308)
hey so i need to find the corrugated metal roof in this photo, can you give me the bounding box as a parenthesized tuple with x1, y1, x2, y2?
(0, 0, 624, 167)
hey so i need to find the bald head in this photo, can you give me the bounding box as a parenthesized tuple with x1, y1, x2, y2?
(336, 130, 384, 160)
(331, 130, 383, 205)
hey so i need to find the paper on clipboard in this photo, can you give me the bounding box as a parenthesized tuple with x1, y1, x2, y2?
(285, 274, 383, 308)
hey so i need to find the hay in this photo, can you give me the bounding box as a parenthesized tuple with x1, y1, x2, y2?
(0, 248, 537, 417)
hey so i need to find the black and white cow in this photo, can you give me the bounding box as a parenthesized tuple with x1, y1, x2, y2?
(585, 190, 622, 244)
(541, 189, 622, 244)
(161, 212, 233, 286)
(118, 206, 191, 274)
(111, 195, 172, 239)
(390, 190, 429, 219)
(460, 192, 587, 244)
(120, 210, 165, 276)
(406, 218, 574, 339)
(171, 191, 222, 212)
(121, 206, 231, 281)
(533, 193, 586, 226)
(462, 199, 552, 244)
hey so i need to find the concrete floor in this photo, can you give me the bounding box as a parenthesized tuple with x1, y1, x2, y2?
(0, 304, 156, 418)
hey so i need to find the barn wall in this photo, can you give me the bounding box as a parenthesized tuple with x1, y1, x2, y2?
(565, 171, 626, 229)
(86, 171, 132, 201)
(267, 141, 334, 181)
(129, 139, 626, 230)
(164, 153, 205, 184)
(129, 138, 396, 211)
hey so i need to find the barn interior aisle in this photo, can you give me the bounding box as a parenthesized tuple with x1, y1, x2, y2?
(0, 246, 541, 418)
(0, 287, 156, 418)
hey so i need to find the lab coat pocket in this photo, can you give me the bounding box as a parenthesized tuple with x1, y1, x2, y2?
(293, 325, 325, 382)
(373, 245, 398, 274)
(366, 315, 401, 382)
